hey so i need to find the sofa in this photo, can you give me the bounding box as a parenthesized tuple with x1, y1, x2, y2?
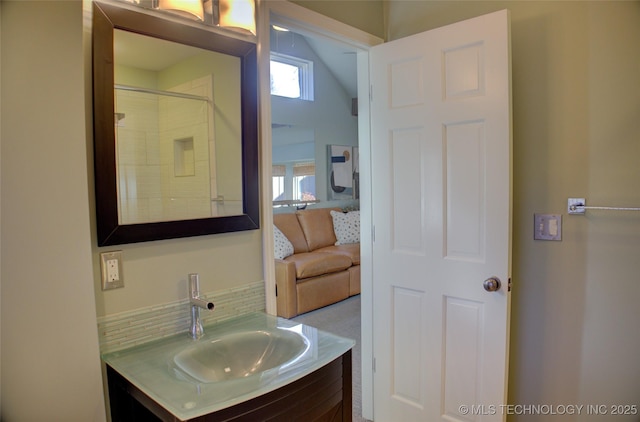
(273, 207, 360, 318)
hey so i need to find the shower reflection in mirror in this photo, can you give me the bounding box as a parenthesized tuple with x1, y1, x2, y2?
(113, 29, 243, 225)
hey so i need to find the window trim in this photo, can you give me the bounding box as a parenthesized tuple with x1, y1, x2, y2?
(270, 52, 314, 101)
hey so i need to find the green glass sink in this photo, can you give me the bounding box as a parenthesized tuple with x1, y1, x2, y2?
(173, 329, 309, 383)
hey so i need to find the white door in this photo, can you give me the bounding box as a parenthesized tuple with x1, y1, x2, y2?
(371, 10, 512, 422)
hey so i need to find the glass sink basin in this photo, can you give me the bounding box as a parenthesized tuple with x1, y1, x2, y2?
(173, 329, 309, 383)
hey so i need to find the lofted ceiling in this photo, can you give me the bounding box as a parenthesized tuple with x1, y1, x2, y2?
(301, 33, 358, 99)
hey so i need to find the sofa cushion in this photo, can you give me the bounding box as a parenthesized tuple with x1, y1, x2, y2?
(348, 265, 361, 296)
(317, 243, 360, 265)
(273, 225, 294, 259)
(284, 252, 352, 279)
(296, 271, 350, 315)
(330, 210, 360, 245)
(274, 213, 309, 254)
(296, 208, 339, 251)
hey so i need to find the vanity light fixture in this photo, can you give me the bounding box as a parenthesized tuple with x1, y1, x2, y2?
(119, 0, 256, 36)
(157, 0, 205, 21)
(219, 0, 256, 35)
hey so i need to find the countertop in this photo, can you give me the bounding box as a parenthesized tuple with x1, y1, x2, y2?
(102, 312, 355, 420)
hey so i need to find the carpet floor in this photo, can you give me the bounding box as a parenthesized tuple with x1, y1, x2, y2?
(291, 295, 371, 422)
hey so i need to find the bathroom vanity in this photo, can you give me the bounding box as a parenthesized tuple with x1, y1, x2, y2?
(102, 313, 354, 421)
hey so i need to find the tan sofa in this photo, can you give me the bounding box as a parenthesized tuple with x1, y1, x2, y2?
(274, 208, 360, 318)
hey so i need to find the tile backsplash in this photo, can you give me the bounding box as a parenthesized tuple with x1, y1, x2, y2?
(97, 280, 265, 353)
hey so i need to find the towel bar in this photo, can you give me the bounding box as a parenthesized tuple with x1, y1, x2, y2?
(568, 198, 640, 214)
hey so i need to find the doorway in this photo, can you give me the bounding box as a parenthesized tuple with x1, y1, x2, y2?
(261, 5, 512, 422)
(259, 2, 382, 420)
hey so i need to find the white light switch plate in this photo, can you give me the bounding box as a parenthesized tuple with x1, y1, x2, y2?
(100, 251, 124, 290)
(534, 214, 562, 241)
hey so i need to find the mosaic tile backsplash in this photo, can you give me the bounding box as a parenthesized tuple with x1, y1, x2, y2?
(97, 281, 265, 353)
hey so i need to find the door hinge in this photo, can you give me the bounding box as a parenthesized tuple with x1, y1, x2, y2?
(508, 277, 512, 292)
(370, 84, 373, 103)
(373, 357, 376, 373)
(372, 225, 376, 242)
(275, 284, 278, 296)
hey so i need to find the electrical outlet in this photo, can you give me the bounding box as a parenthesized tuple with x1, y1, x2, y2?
(106, 259, 119, 281)
(101, 251, 124, 290)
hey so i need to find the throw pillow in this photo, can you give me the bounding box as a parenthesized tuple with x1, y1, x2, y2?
(331, 210, 360, 245)
(273, 225, 294, 259)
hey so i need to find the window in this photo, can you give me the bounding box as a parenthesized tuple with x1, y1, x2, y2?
(272, 161, 316, 205)
(292, 162, 316, 201)
(270, 52, 314, 101)
(272, 164, 286, 201)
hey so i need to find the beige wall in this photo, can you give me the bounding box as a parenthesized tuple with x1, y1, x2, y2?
(291, 0, 385, 39)
(386, 1, 640, 418)
(1, 1, 106, 419)
(93, 232, 264, 316)
(580, 2, 640, 410)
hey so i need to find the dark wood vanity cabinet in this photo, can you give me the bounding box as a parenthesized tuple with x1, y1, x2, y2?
(107, 350, 352, 422)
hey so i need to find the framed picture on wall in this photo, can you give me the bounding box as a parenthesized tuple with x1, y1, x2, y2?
(328, 145, 359, 200)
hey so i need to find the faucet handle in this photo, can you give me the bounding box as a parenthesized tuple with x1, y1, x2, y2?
(189, 273, 200, 296)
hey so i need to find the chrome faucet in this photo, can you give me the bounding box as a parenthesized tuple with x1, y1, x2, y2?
(188, 273, 214, 340)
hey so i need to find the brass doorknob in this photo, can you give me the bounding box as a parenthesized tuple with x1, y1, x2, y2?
(483, 277, 501, 292)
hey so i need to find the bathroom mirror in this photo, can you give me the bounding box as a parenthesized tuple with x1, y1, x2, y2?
(93, 1, 259, 246)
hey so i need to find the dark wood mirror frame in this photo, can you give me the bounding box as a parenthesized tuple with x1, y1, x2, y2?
(93, 2, 259, 246)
